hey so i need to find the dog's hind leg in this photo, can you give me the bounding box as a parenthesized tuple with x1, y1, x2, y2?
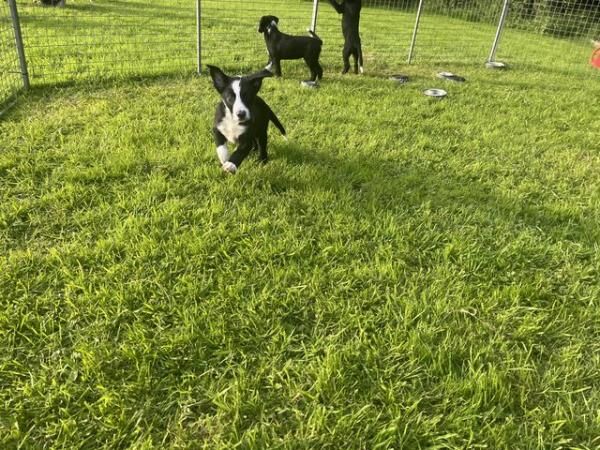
(272, 59, 282, 77)
(342, 45, 352, 74)
(358, 45, 364, 74)
(256, 132, 268, 164)
(304, 57, 320, 82)
(352, 48, 359, 74)
(314, 47, 324, 80)
(316, 62, 323, 80)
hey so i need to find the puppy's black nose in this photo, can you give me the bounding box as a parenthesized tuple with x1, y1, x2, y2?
(236, 111, 247, 121)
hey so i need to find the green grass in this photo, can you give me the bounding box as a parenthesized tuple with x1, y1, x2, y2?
(1, 1, 600, 448)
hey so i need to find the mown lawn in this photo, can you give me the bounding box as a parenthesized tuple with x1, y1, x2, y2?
(1, 0, 600, 448)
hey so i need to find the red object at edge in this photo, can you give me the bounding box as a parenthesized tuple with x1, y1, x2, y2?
(591, 48, 600, 69)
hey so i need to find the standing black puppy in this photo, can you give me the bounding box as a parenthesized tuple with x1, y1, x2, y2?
(328, 0, 363, 74)
(258, 15, 323, 82)
(208, 65, 286, 174)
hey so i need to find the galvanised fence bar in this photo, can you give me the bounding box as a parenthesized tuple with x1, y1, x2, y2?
(1, 0, 24, 115)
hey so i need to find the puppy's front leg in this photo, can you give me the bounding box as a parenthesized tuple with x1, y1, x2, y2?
(342, 46, 352, 74)
(265, 50, 273, 71)
(271, 59, 282, 77)
(226, 142, 253, 173)
(213, 127, 229, 165)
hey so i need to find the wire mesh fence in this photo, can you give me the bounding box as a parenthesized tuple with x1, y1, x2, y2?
(14, 0, 198, 84)
(1, 0, 598, 105)
(1, 0, 22, 113)
(312, 1, 416, 73)
(201, 0, 316, 73)
(201, 0, 599, 76)
(408, 0, 507, 66)
(498, 0, 600, 73)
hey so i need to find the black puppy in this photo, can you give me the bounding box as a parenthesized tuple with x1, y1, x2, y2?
(328, 0, 363, 74)
(258, 15, 323, 82)
(207, 65, 286, 174)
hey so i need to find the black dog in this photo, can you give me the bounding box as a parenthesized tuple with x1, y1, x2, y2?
(207, 65, 286, 174)
(258, 15, 323, 82)
(328, 0, 363, 74)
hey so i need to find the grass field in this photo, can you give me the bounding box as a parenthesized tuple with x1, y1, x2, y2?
(2, 0, 600, 448)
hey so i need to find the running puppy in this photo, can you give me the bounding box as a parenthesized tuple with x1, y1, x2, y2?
(328, 0, 363, 74)
(258, 15, 323, 82)
(208, 65, 286, 174)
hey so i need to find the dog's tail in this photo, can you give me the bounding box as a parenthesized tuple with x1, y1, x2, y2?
(307, 29, 323, 43)
(269, 110, 286, 137)
(263, 102, 286, 137)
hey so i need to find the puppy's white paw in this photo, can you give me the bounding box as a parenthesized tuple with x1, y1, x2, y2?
(359, 66, 364, 74)
(222, 161, 237, 174)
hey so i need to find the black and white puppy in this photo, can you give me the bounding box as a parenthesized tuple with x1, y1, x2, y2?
(258, 15, 323, 82)
(208, 65, 286, 174)
(328, 0, 363, 74)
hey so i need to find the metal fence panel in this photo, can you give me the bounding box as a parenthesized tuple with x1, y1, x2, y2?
(316, 0, 416, 72)
(497, 0, 600, 74)
(15, 0, 198, 84)
(2, 0, 598, 97)
(201, 0, 316, 73)
(200, 0, 419, 75)
(1, 0, 22, 114)
(408, 0, 506, 66)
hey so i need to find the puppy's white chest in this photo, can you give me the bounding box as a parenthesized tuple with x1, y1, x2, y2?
(217, 113, 247, 144)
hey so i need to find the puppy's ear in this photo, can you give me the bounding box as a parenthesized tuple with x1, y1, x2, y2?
(246, 70, 273, 92)
(258, 16, 268, 33)
(249, 77, 264, 93)
(272, 16, 279, 25)
(207, 65, 230, 93)
(251, 69, 274, 79)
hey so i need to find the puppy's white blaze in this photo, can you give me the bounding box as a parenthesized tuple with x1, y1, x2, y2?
(216, 144, 229, 164)
(231, 79, 250, 121)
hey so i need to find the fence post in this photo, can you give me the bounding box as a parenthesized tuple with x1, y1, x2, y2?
(8, 0, 30, 89)
(488, 0, 510, 63)
(407, 0, 425, 64)
(196, 0, 202, 75)
(310, 0, 319, 33)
